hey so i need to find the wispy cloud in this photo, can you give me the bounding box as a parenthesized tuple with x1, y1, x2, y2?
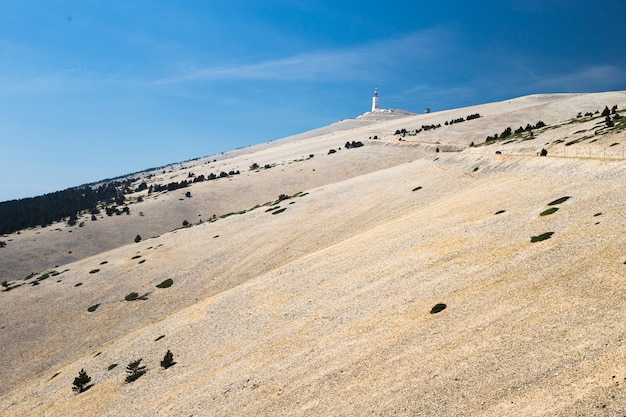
(157, 27, 454, 84)
(531, 65, 626, 91)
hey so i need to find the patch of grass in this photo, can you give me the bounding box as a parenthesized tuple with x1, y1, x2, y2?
(610, 142, 619, 147)
(131, 255, 141, 260)
(540, 207, 559, 216)
(155, 335, 165, 341)
(594, 212, 602, 217)
(156, 279, 173, 289)
(87, 304, 100, 312)
(100, 261, 108, 265)
(494, 210, 506, 215)
(547, 196, 571, 206)
(271, 208, 287, 215)
(430, 303, 447, 314)
(75, 282, 83, 287)
(89, 269, 100, 274)
(138, 259, 146, 264)
(530, 232, 554, 242)
(412, 186, 423, 192)
(107, 364, 118, 371)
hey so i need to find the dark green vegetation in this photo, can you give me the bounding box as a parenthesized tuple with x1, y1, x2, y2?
(160, 350, 176, 369)
(0, 180, 133, 235)
(271, 208, 287, 215)
(125, 292, 149, 301)
(156, 279, 173, 289)
(72, 369, 92, 393)
(154, 335, 165, 341)
(87, 304, 100, 312)
(107, 364, 118, 371)
(540, 207, 559, 216)
(494, 210, 506, 215)
(485, 121, 546, 143)
(125, 359, 147, 383)
(531, 232, 554, 242)
(89, 269, 100, 274)
(412, 186, 422, 192)
(430, 303, 447, 314)
(548, 196, 571, 206)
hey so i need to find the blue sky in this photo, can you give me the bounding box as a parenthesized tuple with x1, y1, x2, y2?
(2, 0, 626, 201)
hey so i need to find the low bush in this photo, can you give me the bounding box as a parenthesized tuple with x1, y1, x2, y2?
(125, 292, 148, 301)
(156, 279, 173, 289)
(430, 303, 447, 314)
(547, 196, 571, 206)
(87, 304, 100, 312)
(530, 232, 554, 242)
(539, 207, 559, 216)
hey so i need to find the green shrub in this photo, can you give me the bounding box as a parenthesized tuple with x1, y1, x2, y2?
(272, 208, 287, 215)
(412, 186, 422, 192)
(547, 196, 570, 206)
(87, 304, 100, 312)
(494, 210, 506, 215)
(531, 232, 554, 242)
(124, 292, 148, 301)
(154, 335, 165, 341)
(89, 269, 100, 274)
(156, 279, 173, 289)
(125, 359, 147, 383)
(430, 303, 447, 314)
(539, 207, 559, 216)
(72, 369, 92, 393)
(160, 350, 176, 369)
(107, 363, 118, 371)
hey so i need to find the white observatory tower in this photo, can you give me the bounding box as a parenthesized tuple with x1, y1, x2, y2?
(371, 86, 380, 112)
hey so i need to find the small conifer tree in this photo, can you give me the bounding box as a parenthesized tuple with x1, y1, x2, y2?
(72, 368, 92, 393)
(160, 350, 176, 369)
(125, 359, 147, 383)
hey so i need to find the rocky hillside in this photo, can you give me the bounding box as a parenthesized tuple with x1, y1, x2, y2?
(1, 92, 626, 416)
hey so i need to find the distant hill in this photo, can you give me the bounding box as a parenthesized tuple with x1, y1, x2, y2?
(1, 92, 626, 416)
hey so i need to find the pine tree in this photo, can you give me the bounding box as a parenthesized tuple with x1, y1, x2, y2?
(125, 359, 147, 383)
(160, 350, 176, 369)
(72, 368, 92, 393)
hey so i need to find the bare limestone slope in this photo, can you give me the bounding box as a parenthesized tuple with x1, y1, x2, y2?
(1, 92, 626, 416)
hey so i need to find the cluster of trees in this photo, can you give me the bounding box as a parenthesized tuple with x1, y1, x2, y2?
(444, 113, 481, 125)
(0, 180, 134, 235)
(577, 105, 619, 119)
(73, 350, 176, 393)
(345, 141, 364, 149)
(486, 121, 546, 142)
(145, 170, 241, 194)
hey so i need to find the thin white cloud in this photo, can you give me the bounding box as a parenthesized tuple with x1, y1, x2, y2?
(531, 65, 626, 91)
(157, 27, 454, 84)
